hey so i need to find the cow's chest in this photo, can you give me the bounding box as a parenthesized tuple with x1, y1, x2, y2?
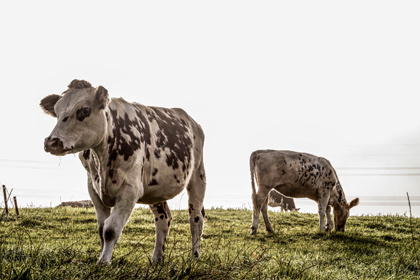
(88, 169, 117, 207)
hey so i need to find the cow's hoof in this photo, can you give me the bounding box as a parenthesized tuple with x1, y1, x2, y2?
(152, 256, 165, 264)
(193, 250, 200, 258)
(97, 259, 111, 266)
(266, 229, 275, 235)
(250, 228, 257, 235)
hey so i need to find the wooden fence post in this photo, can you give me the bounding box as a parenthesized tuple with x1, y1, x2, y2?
(2, 185, 8, 215)
(13, 196, 19, 216)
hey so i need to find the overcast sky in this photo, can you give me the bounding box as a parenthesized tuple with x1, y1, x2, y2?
(1, 1, 419, 216)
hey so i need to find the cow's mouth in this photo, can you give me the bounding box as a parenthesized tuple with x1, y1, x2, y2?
(44, 137, 73, 156)
(335, 226, 345, 232)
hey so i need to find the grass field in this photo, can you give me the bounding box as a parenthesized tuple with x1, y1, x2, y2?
(1, 207, 419, 279)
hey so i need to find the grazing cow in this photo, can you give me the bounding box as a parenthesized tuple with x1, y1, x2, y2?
(268, 190, 299, 212)
(57, 200, 94, 208)
(40, 79, 206, 264)
(250, 150, 359, 234)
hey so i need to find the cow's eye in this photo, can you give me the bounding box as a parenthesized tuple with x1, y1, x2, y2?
(82, 108, 91, 116)
(77, 107, 91, 121)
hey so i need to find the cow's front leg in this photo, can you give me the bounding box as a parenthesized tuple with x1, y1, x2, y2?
(317, 196, 329, 231)
(149, 201, 172, 263)
(325, 205, 333, 231)
(87, 180, 111, 254)
(98, 184, 138, 264)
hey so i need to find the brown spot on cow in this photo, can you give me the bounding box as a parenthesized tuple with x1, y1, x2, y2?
(83, 149, 90, 160)
(154, 149, 161, 159)
(155, 202, 168, 219)
(188, 203, 194, 214)
(149, 179, 158, 186)
(104, 228, 115, 242)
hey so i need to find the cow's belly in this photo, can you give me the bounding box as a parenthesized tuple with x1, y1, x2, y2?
(138, 183, 186, 204)
(274, 183, 318, 201)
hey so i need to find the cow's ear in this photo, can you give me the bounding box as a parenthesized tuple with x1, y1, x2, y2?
(95, 86, 109, 109)
(349, 197, 359, 209)
(40, 94, 61, 118)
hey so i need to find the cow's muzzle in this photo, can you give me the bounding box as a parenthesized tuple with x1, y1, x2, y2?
(44, 136, 71, 155)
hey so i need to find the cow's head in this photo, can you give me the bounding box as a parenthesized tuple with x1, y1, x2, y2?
(40, 79, 110, 156)
(333, 197, 359, 231)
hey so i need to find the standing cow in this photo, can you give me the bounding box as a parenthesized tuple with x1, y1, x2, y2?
(268, 190, 299, 212)
(250, 150, 359, 234)
(40, 79, 206, 264)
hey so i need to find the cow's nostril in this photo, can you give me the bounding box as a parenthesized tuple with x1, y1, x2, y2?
(44, 137, 65, 155)
(51, 139, 58, 147)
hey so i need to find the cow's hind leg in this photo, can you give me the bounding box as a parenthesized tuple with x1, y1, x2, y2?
(261, 198, 274, 234)
(187, 160, 206, 258)
(98, 184, 138, 264)
(149, 202, 172, 263)
(251, 186, 271, 235)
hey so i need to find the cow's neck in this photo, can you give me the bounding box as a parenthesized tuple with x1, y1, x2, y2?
(90, 107, 115, 174)
(332, 181, 347, 206)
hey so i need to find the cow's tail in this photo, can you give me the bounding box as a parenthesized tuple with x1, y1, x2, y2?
(250, 152, 258, 207)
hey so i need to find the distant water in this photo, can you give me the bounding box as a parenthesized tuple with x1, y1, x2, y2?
(9, 195, 419, 219)
(4, 186, 419, 218)
(165, 193, 420, 218)
(201, 194, 420, 218)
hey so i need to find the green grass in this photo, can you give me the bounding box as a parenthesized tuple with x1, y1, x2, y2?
(1, 207, 419, 279)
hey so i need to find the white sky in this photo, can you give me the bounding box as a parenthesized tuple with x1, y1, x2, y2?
(1, 1, 420, 216)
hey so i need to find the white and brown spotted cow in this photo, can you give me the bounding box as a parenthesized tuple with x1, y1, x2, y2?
(40, 79, 206, 264)
(268, 190, 299, 212)
(250, 150, 359, 234)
